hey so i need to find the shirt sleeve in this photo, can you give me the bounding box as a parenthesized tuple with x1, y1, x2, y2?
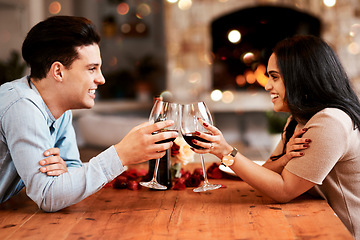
(3, 99, 125, 212)
(285, 109, 350, 184)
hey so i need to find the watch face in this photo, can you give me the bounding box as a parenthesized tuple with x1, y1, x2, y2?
(222, 155, 234, 166)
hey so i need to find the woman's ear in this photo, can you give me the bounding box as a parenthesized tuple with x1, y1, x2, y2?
(50, 61, 64, 82)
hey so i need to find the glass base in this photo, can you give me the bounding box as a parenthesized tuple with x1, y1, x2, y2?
(140, 180, 167, 190)
(193, 183, 221, 192)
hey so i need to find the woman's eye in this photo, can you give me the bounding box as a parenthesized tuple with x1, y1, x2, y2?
(89, 67, 96, 72)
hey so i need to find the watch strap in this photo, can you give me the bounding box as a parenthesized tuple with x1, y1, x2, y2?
(229, 147, 238, 157)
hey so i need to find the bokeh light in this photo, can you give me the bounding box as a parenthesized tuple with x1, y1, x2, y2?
(228, 30, 241, 44)
(350, 23, 360, 37)
(243, 52, 255, 64)
(323, 0, 336, 7)
(222, 91, 234, 103)
(160, 91, 173, 101)
(135, 23, 147, 33)
(244, 70, 256, 84)
(121, 23, 131, 34)
(236, 75, 246, 87)
(254, 64, 269, 87)
(188, 72, 201, 83)
(348, 42, 360, 55)
(117, 3, 129, 15)
(178, 0, 192, 10)
(49, 1, 61, 15)
(173, 67, 185, 76)
(136, 3, 151, 19)
(211, 89, 223, 101)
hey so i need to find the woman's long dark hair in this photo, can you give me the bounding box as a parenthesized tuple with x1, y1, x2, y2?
(271, 35, 360, 160)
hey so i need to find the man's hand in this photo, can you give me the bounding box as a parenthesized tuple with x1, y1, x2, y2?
(39, 148, 68, 176)
(114, 120, 178, 166)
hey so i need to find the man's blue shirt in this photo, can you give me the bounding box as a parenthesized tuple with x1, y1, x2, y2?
(0, 76, 125, 212)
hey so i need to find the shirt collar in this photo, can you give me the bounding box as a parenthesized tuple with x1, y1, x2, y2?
(27, 76, 56, 128)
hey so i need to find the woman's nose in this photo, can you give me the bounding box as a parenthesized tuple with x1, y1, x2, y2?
(264, 79, 271, 91)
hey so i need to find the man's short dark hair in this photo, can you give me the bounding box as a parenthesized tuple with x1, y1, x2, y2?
(22, 16, 101, 80)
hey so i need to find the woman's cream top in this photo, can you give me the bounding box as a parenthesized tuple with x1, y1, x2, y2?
(276, 108, 360, 239)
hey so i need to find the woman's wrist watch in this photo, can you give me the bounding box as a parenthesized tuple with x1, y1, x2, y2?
(221, 147, 238, 167)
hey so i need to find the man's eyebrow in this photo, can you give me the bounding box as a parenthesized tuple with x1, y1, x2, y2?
(86, 63, 100, 67)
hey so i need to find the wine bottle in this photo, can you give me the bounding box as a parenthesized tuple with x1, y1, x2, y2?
(147, 149, 172, 190)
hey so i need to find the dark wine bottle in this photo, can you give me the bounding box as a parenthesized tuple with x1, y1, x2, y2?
(147, 149, 172, 190)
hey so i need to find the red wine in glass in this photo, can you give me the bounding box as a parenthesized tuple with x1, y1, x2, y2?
(182, 132, 211, 149)
(181, 102, 221, 192)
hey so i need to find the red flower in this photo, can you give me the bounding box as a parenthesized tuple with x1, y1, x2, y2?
(122, 169, 139, 180)
(112, 175, 128, 189)
(193, 168, 204, 180)
(110, 169, 147, 190)
(109, 162, 226, 191)
(207, 163, 223, 179)
(127, 180, 141, 190)
(181, 170, 191, 180)
(173, 178, 186, 190)
(185, 174, 201, 187)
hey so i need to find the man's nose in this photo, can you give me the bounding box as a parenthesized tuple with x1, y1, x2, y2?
(96, 71, 105, 85)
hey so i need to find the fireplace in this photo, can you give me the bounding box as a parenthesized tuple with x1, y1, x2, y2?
(211, 5, 321, 91)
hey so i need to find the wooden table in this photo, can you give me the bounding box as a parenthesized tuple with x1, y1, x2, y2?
(0, 163, 353, 240)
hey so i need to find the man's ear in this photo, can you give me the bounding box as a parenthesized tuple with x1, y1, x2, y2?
(50, 61, 64, 82)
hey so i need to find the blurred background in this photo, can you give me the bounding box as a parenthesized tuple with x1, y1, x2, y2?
(1, 0, 360, 161)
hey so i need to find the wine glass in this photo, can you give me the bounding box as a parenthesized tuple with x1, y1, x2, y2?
(140, 100, 180, 190)
(181, 102, 221, 192)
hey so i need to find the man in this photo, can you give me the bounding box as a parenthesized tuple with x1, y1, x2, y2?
(0, 16, 177, 212)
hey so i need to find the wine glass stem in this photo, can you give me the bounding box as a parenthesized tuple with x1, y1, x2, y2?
(152, 158, 161, 181)
(200, 154, 210, 185)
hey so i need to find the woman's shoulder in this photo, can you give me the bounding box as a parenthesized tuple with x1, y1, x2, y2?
(308, 108, 352, 129)
(315, 108, 349, 119)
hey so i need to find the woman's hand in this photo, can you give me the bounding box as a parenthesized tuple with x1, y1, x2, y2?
(189, 119, 233, 160)
(264, 128, 311, 173)
(39, 148, 68, 176)
(284, 127, 311, 161)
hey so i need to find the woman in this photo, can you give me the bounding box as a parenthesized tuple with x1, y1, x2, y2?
(193, 35, 360, 239)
